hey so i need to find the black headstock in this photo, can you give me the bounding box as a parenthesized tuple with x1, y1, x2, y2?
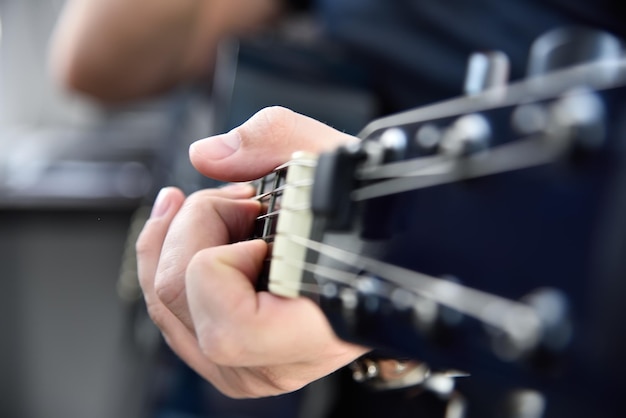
(295, 28, 626, 417)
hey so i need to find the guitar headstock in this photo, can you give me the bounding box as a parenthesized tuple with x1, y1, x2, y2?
(259, 28, 626, 417)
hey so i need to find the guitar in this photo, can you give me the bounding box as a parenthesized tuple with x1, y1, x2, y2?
(249, 29, 626, 417)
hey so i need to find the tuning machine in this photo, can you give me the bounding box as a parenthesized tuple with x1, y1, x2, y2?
(463, 51, 510, 96)
(548, 88, 607, 154)
(439, 113, 492, 158)
(487, 287, 572, 368)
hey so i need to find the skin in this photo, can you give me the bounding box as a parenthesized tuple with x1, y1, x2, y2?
(136, 106, 370, 398)
(53, 0, 372, 397)
(49, 0, 283, 102)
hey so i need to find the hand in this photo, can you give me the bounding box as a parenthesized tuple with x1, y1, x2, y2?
(136, 107, 369, 398)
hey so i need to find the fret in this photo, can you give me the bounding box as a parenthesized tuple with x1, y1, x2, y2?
(252, 169, 286, 243)
(252, 152, 318, 293)
(266, 152, 318, 298)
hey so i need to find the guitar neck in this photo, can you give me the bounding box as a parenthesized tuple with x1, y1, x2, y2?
(253, 152, 318, 297)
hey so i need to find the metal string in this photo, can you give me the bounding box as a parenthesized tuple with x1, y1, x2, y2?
(254, 180, 314, 202)
(356, 58, 625, 141)
(251, 157, 316, 243)
(277, 234, 542, 342)
(357, 154, 452, 180)
(253, 147, 547, 338)
(253, 133, 563, 209)
(351, 135, 565, 202)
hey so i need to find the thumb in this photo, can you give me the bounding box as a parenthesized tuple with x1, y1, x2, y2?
(189, 106, 357, 182)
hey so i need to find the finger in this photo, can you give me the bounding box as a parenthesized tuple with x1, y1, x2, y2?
(135, 187, 202, 356)
(186, 240, 368, 368)
(137, 186, 252, 383)
(138, 184, 254, 317)
(154, 189, 261, 331)
(136, 186, 186, 306)
(189, 106, 358, 182)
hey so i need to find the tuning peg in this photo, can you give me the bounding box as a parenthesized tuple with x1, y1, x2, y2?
(527, 26, 622, 78)
(501, 389, 547, 418)
(463, 51, 510, 96)
(488, 287, 572, 367)
(439, 113, 492, 157)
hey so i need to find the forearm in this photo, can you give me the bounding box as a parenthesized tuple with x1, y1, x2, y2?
(50, 0, 282, 102)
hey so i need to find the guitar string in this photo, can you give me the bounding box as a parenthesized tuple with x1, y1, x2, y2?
(256, 150, 455, 198)
(267, 256, 541, 348)
(351, 134, 565, 201)
(253, 216, 540, 339)
(250, 144, 547, 340)
(356, 57, 625, 141)
(251, 134, 563, 209)
(253, 152, 503, 277)
(251, 139, 555, 278)
(271, 257, 360, 288)
(273, 158, 318, 170)
(252, 162, 314, 228)
(269, 258, 421, 310)
(254, 179, 314, 202)
(276, 234, 542, 342)
(255, 206, 312, 221)
(356, 153, 452, 180)
(254, 158, 317, 186)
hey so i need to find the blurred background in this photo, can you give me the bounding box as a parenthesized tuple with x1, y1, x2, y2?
(0, 1, 213, 418)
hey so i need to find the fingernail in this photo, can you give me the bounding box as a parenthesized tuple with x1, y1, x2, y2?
(191, 131, 241, 160)
(151, 188, 172, 218)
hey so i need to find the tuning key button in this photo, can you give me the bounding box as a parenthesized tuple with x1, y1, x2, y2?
(511, 104, 549, 136)
(340, 287, 359, 311)
(380, 127, 409, 161)
(527, 26, 622, 78)
(503, 389, 547, 418)
(488, 287, 572, 366)
(415, 124, 443, 151)
(464, 51, 510, 96)
(440, 114, 491, 157)
(413, 275, 465, 343)
(412, 295, 439, 333)
(550, 90, 606, 152)
(523, 288, 572, 354)
(444, 392, 467, 418)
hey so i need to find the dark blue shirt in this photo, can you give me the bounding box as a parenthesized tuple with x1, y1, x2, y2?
(314, 0, 625, 112)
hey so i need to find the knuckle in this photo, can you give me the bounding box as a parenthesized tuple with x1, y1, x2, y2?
(186, 248, 214, 278)
(154, 259, 185, 306)
(180, 191, 230, 228)
(182, 190, 218, 214)
(242, 106, 297, 146)
(196, 324, 243, 365)
(256, 105, 295, 123)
